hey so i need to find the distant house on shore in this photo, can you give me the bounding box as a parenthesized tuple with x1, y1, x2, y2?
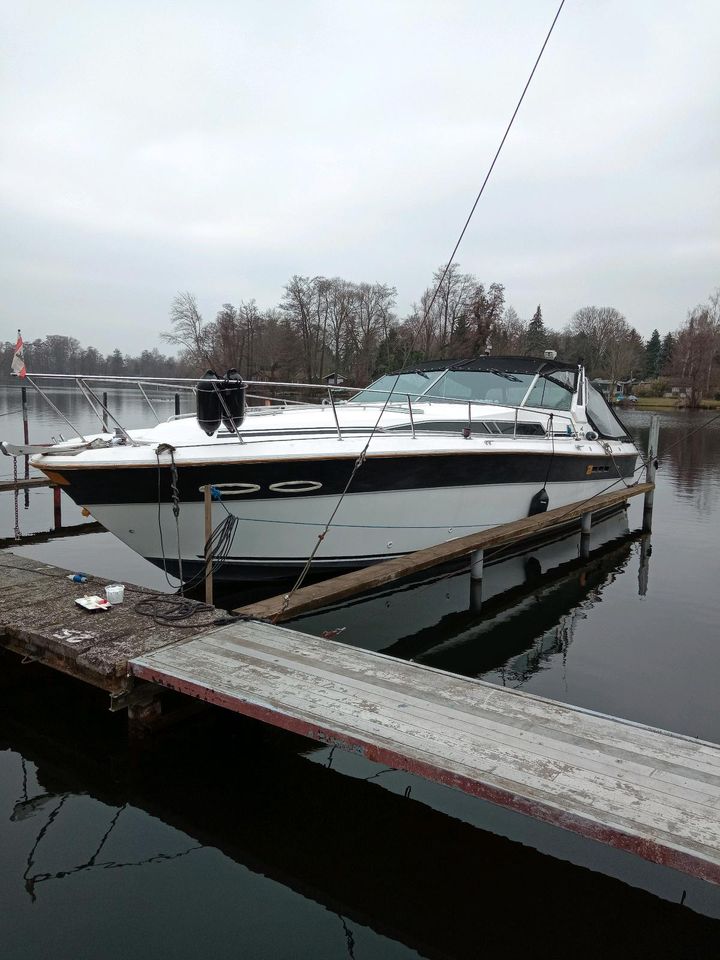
(591, 378, 638, 401)
(323, 372, 346, 386)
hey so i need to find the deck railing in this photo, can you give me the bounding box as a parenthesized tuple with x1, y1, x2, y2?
(20, 372, 581, 445)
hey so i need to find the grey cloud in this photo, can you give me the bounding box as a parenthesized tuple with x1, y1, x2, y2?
(1, 0, 718, 352)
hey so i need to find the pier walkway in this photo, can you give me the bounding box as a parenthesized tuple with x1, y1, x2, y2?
(131, 618, 720, 885)
(0, 554, 220, 698)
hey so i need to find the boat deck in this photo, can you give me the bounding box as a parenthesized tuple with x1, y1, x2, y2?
(131, 618, 720, 885)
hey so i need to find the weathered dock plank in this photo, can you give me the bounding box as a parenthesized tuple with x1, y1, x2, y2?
(0, 476, 52, 493)
(131, 616, 720, 884)
(0, 554, 220, 695)
(236, 483, 653, 622)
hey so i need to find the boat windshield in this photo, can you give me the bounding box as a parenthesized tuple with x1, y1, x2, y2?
(522, 370, 575, 411)
(585, 383, 629, 439)
(349, 367, 575, 410)
(348, 371, 442, 403)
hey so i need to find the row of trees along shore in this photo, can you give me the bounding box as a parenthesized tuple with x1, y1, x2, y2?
(2, 267, 718, 405)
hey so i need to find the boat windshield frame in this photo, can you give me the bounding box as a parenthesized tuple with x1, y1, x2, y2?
(348, 365, 577, 411)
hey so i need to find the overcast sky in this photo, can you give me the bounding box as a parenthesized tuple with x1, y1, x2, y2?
(1, 0, 718, 354)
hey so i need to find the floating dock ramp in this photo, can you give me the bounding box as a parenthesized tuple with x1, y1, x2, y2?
(131, 618, 720, 885)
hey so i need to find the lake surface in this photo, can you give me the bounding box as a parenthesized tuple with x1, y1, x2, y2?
(1, 384, 720, 957)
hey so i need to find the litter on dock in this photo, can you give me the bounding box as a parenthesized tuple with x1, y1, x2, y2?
(0, 554, 221, 698)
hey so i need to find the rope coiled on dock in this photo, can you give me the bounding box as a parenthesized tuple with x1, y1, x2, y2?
(132, 594, 265, 628)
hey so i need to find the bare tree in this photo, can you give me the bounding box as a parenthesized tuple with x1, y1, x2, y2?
(493, 305, 527, 354)
(326, 278, 357, 372)
(351, 282, 397, 381)
(280, 276, 324, 381)
(566, 306, 627, 375)
(239, 299, 262, 379)
(468, 282, 505, 354)
(605, 323, 644, 388)
(212, 303, 244, 372)
(672, 298, 720, 406)
(162, 292, 212, 367)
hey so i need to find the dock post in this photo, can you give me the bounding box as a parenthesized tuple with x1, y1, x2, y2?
(580, 511, 592, 560)
(174, 393, 181, 417)
(204, 484, 213, 606)
(638, 534, 652, 597)
(643, 415, 660, 533)
(21, 385, 30, 507)
(52, 486, 62, 530)
(102, 391, 109, 433)
(469, 548, 484, 612)
(128, 686, 164, 737)
(21, 385, 29, 447)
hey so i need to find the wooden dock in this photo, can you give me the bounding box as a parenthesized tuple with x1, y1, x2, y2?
(237, 482, 653, 622)
(0, 554, 221, 699)
(131, 617, 720, 886)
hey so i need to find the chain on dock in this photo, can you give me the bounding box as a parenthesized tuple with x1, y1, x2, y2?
(12, 456, 20, 540)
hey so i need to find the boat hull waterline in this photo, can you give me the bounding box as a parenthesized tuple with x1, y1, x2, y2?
(47, 456, 636, 580)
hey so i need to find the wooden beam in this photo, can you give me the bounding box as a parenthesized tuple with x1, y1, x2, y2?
(644, 416, 660, 532)
(236, 483, 653, 623)
(0, 476, 52, 493)
(52, 486, 62, 530)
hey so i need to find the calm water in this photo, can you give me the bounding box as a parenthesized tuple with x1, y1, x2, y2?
(1, 385, 720, 957)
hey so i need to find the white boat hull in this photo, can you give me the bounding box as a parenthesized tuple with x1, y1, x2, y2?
(88, 477, 626, 580)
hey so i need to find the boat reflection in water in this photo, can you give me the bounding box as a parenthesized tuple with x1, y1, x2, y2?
(292, 506, 639, 686)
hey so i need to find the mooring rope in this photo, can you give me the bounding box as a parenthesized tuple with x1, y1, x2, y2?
(277, 1, 568, 617)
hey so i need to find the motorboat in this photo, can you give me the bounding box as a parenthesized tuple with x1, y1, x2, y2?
(10, 354, 640, 581)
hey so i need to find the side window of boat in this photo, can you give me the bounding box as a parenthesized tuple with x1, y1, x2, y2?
(585, 383, 628, 439)
(524, 377, 573, 411)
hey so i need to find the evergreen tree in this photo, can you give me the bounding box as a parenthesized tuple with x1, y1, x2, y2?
(658, 332, 675, 373)
(644, 328, 661, 377)
(526, 305, 546, 355)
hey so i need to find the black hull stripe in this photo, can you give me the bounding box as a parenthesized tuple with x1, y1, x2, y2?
(51, 452, 637, 506)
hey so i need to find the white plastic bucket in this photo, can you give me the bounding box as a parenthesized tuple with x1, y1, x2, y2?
(105, 584, 125, 604)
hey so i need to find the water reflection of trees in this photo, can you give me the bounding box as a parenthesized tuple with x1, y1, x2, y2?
(632, 414, 720, 516)
(12, 756, 200, 903)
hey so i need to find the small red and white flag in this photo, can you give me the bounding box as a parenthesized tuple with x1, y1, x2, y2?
(11, 330, 26, 378)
